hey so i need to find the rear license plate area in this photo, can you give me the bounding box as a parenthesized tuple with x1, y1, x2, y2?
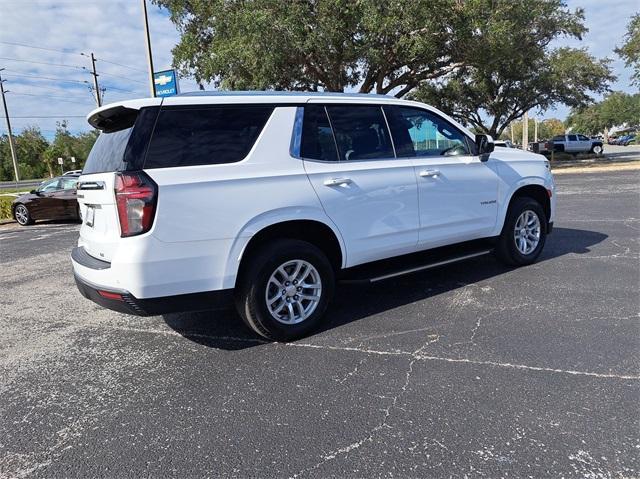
(85, 205, 95, 227)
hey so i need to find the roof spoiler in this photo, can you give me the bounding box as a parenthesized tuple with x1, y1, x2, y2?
(87, 105, 140, 133)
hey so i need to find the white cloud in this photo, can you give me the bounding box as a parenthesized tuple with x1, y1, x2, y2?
(0, 0, 636, 138)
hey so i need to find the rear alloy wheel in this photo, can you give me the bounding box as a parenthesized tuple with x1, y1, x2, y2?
(236, 239, 334, 341)
(265, 259, 323, 325)
(14, 204, 33, 226)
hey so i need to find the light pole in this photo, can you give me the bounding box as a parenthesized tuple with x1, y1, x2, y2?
(0, 70, 20, 183)
(141, 0, 156, 98)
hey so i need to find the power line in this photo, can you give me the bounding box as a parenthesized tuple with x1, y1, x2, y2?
(3, 70, 89, 84)
(97, 58, 147, 74)
(8, 82, 90, 96)
(92, 70, 146, 85)
(0, 56, 84, 71)
(0, 40, 150, 75)
(2, 71, 139, 93)
(9, 92, 92, 106)
(0, 40, 78, 56)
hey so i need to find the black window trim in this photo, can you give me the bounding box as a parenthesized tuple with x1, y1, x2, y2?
(291, 103, 478, 163)
(292, 103, 400, 163)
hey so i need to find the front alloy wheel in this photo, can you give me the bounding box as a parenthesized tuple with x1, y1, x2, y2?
(495, 197, 547, 266)
(14, 204, 32, 226)
(592, 145, 603, 155)
(513, 210, 541, 255)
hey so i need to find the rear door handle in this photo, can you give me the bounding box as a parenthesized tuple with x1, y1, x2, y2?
(323, 177, 352, 186)
(419, 169, 440, 178)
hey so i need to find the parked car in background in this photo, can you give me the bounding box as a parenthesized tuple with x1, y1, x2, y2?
(551, 134, 603, 154)
(71, 91, 555, 341)
(616, 134, 636, 146)
(12, 174, 81, 226)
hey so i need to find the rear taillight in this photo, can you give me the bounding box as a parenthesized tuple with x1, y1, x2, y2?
(114, 171, 157, 237)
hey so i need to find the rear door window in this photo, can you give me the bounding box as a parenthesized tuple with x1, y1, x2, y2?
(552, 135, 565, 142)
(300, 105, 339, 162)
(325, 105, 394, 161)
(144, 105, 274, 168)
(568, 135, 578, 141)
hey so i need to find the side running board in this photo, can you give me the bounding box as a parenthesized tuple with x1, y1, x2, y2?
(340, 239, 495, 284)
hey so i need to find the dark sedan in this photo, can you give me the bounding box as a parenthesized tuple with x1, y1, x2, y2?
(12, 175, 81, 226)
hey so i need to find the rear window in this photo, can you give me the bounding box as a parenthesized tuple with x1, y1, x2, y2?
(144, 105, 274, 168)
(82, 127, 133, 175)
(552, 135, 565, 142)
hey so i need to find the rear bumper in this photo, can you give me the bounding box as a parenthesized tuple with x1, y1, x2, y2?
(74, 273, 233, 316)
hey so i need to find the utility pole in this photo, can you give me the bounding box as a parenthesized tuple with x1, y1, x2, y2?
(90, 53, 101, 107)
(534, 118, 538, 143)
(141, 0, 156, 97)
(81, 52, 102, 107)
(522, 111, 529, 150)
(0, 70, 20, 182)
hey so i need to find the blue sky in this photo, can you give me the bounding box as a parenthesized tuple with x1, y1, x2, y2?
(0, 0, 637, 139)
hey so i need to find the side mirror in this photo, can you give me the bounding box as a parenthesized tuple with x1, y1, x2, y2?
(475, 134, 495, 162)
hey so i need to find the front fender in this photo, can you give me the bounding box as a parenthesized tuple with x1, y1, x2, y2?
(495, 174, 554, 236)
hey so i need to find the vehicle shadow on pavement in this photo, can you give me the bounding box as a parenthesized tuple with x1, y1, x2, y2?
(161, 227, 607, 349)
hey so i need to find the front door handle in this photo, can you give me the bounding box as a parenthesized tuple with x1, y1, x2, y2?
(419, 169, 440, 178)
(324, 177, 352, 186)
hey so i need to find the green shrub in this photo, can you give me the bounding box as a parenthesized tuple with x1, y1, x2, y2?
(0, 196, 14, 220)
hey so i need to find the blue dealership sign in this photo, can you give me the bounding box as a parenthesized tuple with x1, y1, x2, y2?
(153, 69, 180, 97)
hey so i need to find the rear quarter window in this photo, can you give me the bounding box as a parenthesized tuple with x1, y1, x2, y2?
(144, 105, 274, 168)
(82, 128, 133, 175)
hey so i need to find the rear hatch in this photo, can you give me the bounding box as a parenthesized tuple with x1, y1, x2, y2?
(77, 100, 161, 262)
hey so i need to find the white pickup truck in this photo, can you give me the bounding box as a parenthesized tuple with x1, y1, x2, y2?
(551, 134, 603, 154)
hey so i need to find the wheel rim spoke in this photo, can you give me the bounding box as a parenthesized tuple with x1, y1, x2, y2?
(265, 259, 322, 325)
(513, 209, 541, 255)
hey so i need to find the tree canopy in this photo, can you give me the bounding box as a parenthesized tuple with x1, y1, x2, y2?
(154, 0, 471, 95)
(411, 1, 613, 138)
(615, 14, 640, 86)
(156, 0, 613, 138)
(0, 123, 98, 181)
(565, 92, 640, 135)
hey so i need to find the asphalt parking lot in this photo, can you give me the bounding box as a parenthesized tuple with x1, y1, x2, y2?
(1, 169, 638, 478)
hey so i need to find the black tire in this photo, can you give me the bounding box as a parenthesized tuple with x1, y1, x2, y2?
(13, 203, 34, 226)
(495, 197, 547, 266)
(235, 239, 335, 341)
(590, 144, 603, 155)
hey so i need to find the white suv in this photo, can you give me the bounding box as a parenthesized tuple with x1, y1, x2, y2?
(72, 92, 555, 341)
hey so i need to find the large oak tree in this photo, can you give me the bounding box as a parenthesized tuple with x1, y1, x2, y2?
(156, 0, 613, 138)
